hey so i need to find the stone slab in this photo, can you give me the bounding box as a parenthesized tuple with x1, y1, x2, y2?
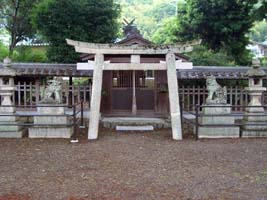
(242, 121, 267, 131)
(28, 127, 73, 138)
(37, 105, 65, 115)
(201, 116, 235, 124)
(0, 124, 23, 132)
(33, 116, 70, 125)
(242, 130, 267, 137)
(243, 114, 267, 122)
(102, 117, 171, 129)
(0, 116, 18, 122)
(202, 105, 231, 114)
(197, 127, 240, 138)
(0, 129, 27, 138)
(116, 126, 154, 131)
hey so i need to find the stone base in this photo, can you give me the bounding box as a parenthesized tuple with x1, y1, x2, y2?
(29, 127, 73, 138)
(0, 129, 27, 138)
(34, 116, 70, 125)
(242, 130, 267, 137)
(37, 105, 65, 115)
(29, 105, 72, 138)
(197, 127, 240, 138)
(0, 114, 27, 138)
(197, 104, 239, 138)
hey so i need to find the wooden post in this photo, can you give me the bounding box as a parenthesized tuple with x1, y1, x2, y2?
(131, 55, 140, 115)
(35, 79, 40, 104)
(132, 70, 137, 115)
(69, 76, 73, 107)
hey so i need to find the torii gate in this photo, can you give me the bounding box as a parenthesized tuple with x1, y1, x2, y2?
(67, 39, 195, 140)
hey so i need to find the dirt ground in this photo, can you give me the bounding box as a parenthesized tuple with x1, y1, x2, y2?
(0, 129, 267, 200)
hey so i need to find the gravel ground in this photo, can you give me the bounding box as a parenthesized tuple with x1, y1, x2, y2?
(0, 129, 267, 200)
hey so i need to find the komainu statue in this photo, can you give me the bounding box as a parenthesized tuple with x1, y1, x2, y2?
(40, 78, 63, 104)
(206, 76, 227, 104)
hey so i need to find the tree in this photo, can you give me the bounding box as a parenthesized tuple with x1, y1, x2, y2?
(0, 41, 9, 60)
(187, 45, 235, 66)
(152, 17, 179, 44)
(0, 0, 38, 56)
(32, 0, 120, 63)
(248, 20, 267, 42)
(175, 0, 265, 65)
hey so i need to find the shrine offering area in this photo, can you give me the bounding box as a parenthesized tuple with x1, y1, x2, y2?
(0, 130, 267, 200)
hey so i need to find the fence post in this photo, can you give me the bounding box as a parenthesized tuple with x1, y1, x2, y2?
(80, 99, 85, 128)
(71, 104, 78, 142)
(195, 104, 199, 141)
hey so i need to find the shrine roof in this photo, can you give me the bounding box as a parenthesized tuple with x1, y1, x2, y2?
(1, 63, 266, 79)
(0, 63, 92, 77)
(177, 66, 257, 79)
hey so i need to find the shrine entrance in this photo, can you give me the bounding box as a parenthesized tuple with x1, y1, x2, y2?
(67, 38, 195, 140)
(112, 70, 155, 111)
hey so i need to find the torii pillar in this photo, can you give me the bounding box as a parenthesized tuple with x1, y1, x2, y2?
(88, 54, 104, 139)
(166, 52, 182, 140)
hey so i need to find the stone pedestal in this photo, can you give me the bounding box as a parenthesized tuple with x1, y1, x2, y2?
(242, 114, 267, 137)
(0, 115, 26, 138)
(0, 59, 26, 138)
(197, 104, 240, 138)
(241, 63, 267, 137)
(29, 105, 73, 138)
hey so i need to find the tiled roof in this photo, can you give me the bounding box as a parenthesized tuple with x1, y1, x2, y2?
(0, 63, 265, 79)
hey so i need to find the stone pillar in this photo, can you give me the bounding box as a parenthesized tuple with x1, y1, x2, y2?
(88, 54, 104, 140)
(166, 52, 182, 140)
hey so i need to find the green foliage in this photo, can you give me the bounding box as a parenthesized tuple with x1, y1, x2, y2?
(152, 17, 179, 44)
(248, 20, 267, 42)
(32, 0, 120, 63)
(175, 0, 261, 65)
(0, 0, 39, 55)
(0, 42, 9, 60)
(187, 46, 235, 66)
(0, 42, 47, 62)
(260, 57, 267, 66)
(12, 46, 47, 62)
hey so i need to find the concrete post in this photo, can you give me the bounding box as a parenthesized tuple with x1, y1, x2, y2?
(166, 52, 182, 140)
(88, 54, 104, 140)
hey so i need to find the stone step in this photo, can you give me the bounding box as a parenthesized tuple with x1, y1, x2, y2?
(116, 125, 154, 131)
(242, 130, 267, 137)
(28, 127, 73, 138)
(102, 117, 171, 129)
(0, 129, 27, 138)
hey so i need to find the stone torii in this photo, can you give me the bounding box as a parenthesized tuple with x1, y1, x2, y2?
(66, 39, 196, 140)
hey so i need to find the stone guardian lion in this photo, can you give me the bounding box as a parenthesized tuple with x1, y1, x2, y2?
(206, 76, 227, 104)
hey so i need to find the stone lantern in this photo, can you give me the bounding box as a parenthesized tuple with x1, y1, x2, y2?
(0, 57, 17, 113)
(245, 59, 266, 113)
(0, 57, 26, 138)
(242, 59, 267, 137)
